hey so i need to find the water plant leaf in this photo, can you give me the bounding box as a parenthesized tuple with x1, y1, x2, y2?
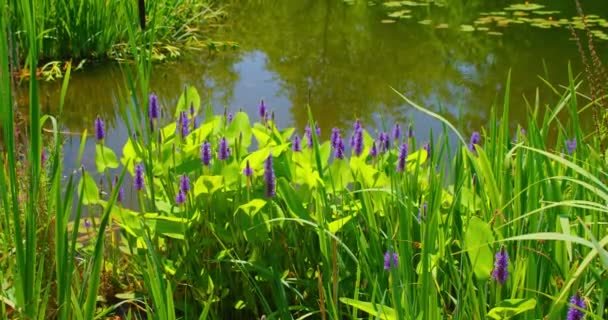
(328, 215, 354, 234)
(277, 178, 312, 221)
(487, 298, 536, 319)
(339, 298, 397, 320)
(175, 86, 201, 117)
(388, 10, 411, 18)
(226, 112, 252, 148)
(504, 3, 544, 11)
(237, 199, 267, 218)
(78, 171, 99, 205)
(464, 216, 494, 280)
(194, 176, 225, 195)
(460, 24, 475, 32)
(95, 144, 119, 172)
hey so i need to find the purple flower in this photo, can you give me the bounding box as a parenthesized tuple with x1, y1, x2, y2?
(384, 250, 398, 270)
(567, 293, 586, 320)
(175, 110, 190, 138)
(520, 127, 526, 136)
(134, 163, 145, 191)
(566, 138, 577, 155)
(264, 154, 276, 198)
(189, 102, 195, 117)
(180, 174, 190, 194)
(94, 116, 105, 141)
(175, 190, 186, 205)
(201, 141, 212, 166)
(396, 143, 408, 172)
(335, 136, 345, 160)
(369, 142, 378, 158)
(227, 112, 234, 124)
(218, 137, 230, 161)
(149, 93, 159, 119)
(492, 245, 509, 285)
(407, 123, 414, 139)
(330, 128, 341, 148)
(379, 132, 389, 153)
(315, 122, 321, 137)
(84, 219, 92, 228)
(353, 128, 364, 156)
(393, 123, 401, 141)
(305, 125, 313, 148)
(423, 142, 431, 157)
(258, 100, 267, 120)
(292, 135, 301, 152)
(243, 160, 253, 177)
(112, 176, 125, 203)
(469, 131, 480, 152)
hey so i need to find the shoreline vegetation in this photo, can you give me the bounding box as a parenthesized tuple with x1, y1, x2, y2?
(5, 0, 234, 81)
(1, 0, 607, 319)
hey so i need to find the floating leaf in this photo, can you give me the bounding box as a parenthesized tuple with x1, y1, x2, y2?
(460, 24, 475, 32)
(381, 19, 396, 23)
(487, 31, 503, 36)
(533, 10, 560, 15)
(435, 23, 449, 29)
(504, 3, 545, 11)
(388, 9, 411, 18)
(418, 19, 432, 25)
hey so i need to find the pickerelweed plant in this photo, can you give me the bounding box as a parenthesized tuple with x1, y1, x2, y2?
(78, 67, 608, 318)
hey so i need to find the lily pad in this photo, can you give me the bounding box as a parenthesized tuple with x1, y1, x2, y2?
(460, 24, 475, 32)
(381, 19, 397, 23)
(533, 10, 560, 15)
(418, 19, 432, 25)
(383, 0, 430, 7)
(487, 31, 503, 36)
(388, 9, 411, 18)
(512, 11, 529, 17)
(476, 27, 490, 31)
(505, 3, 545, 11)
(435, 23, 449, 29)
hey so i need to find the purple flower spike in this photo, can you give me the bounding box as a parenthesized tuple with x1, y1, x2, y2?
(175, 190, 186, 205)
(379, 132, 389, 152)
(492, 245, 509, 285)
(331, 128, 341, 148)
(201, 141, 212, 166)
(408, 123, 414, 139)
(353, 120, 362, 132)
(218, 137, 230, 161)
(112, 176, 125, 203)
(396, 143, 408, 172)
(418, 202, 427, 223)
(305, 125, 313, 148)
(566, 138, 577, 155)
(384, 250, 398, 270)
(228, 111, 234, 124)
(134, 163, 145, 191)
(353, 127, 364, 156)
(335, 137, 345, 160)
(180, 111, 190, 138)
(149, 93, 159, 119)
(369, 142, 378, 158)
(292, 135, 301, 152)
(258, 100, 267, 120)
(315, 122, 321, 137)
(180, 174, 190, 194)
(189, 102, 195, 117)
(94, 116, 105, 141)
(393, 123, 401, 141)
(243, 160, 253, 177)
(84, 219, 92, 228)
(567, 293, 586, 320)
(423, 142, 431, 157)
(264, 154, 276, 198)
(469, 131, 480, 152)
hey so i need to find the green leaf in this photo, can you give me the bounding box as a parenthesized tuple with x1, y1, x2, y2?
(277, 178, 311, 221)
(175, 86, 201, 117)
(78, 171, 99, 205)
(237, 199, 268, 217)
(464, 216, 495, 280)
(487, 298, 536, 319)
(194, 176, 225, 195)
(226, 112, 252, 148)
(340, 298, 397, 320)
(328, 215, 354, 234)
(95, 144, 119, 172)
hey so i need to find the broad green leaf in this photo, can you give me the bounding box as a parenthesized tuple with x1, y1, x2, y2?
(241, 143, 289, 174)
(237, 199, 268, 217)
(328, 215, 354, 234)
(78, 171, 99, 205)
(194, 176, 225, 195)
(95, 144, 119, 172)
(226, 112, 252, 148)
(175, 86, 201, 117)
(487, 298, 536, 319)
(340, 298, 397, 320)
(464, 216, 495, 280)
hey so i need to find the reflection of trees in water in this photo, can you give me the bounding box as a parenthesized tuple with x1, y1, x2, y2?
(223, 0, 602, 131)
(16, 52, 243, 133)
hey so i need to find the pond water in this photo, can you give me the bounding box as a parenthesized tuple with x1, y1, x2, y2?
(17, 0, 608, 194)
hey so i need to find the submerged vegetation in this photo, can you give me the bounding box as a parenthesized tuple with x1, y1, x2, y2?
(1, 0, 608, 319)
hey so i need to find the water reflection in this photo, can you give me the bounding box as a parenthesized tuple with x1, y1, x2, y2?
(15, 0, 608, 159)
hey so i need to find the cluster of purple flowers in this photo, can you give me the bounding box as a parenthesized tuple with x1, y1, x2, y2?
(149, 93, 159, 130)
(175, 174, 190, 205)
(396, 143, 408, 172)
(218, 137, 231, 161)
(264, 154, 275, 198)
(492, 245, 509, 285)
(201, 141, 212, 166)
(384, 249, 398, 270)
(567, 293, 586, 320)
(350, 120, 364, 157)
(566, 138, 577, 155)
(134, 163, 145, 191)
(292, 135, 301, 152)
(469, 131, 480, 153)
